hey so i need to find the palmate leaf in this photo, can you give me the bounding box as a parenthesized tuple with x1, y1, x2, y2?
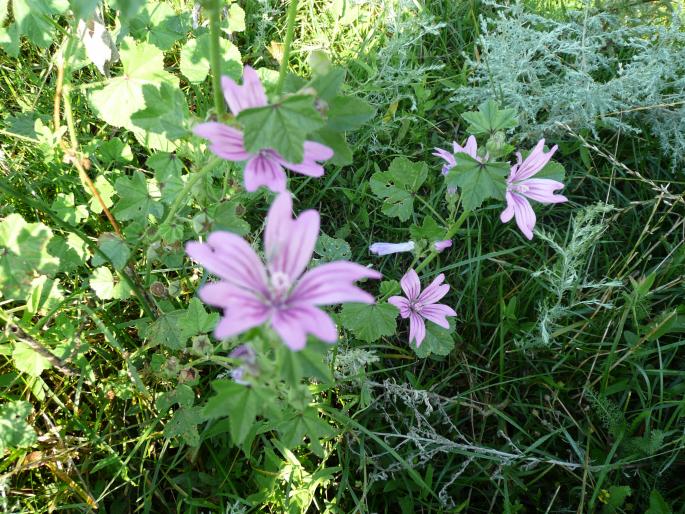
(462, 99, 518, 135)
(126, 1, 188, 51)
(0, 400, 37, 452)
(238, 95, 324, 163)
(278, 407, 337, 457)
(370, 157, 427, 221)
(88, 38, 178, 134)
(0, 213, 59, 302)
(131, 82, 190, 141)
(339, 303, 398, 342)
(413, 319, 456, 359)
(445, 154, 508, 211)
(203, 380, 268, 444)
(113, 171, 164, 222)
(0, 0, 69, 57)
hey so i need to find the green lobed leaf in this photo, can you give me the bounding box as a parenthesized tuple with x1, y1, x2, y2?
(203, 380, 266, 445)
(462, 99, 518, 135)
(410, 216, 444, 242)
(87, 175, 115, 214)
(0, 0, 69, 57)
(339, 303, 398, 343)
(94, 137, 134, 165)
(413, 319, 456, 359)
(178, 298, 219, 341)
(209, 200, 251, 236)
(278, 407, 337, 457)
(311, 128, 352, 166)
(88, 38, 179, 133)
(310, 67, 346, 102)
(89, 267, 131, 300)
(180, 31, 242, 84)
(0, 400, 37, 452)
(144, 310, 185, 350)
(226, 3, 245, 33)
(445, 154, 508, 211)
(126, 1, 189, 51)
(278, 341, 333, 385)
(326, 96, 376, 131)
(92, 233, 130, 270)
(369, 157, 428, 221)
(164, 406, 202, 447)
(645, 489, 672, 514)
(156, 384, 195, 412)
(113, 171, 164, 222)
(314, 233, 352, 262)
(131, 82, 190, 141)
(238, 95, 324, 163)
(0, 213, 59, 302)
(51, 193, 88, 225)
(12, 342, 52, 377)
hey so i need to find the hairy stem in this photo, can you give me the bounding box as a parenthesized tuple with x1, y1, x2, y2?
(275, 0, 299, 95)
(208, 0, 226, 116)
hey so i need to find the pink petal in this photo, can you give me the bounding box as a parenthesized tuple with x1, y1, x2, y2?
(264, 192, 294, 260)
(409, 312, 426, 347)
(511, 192, 536, 240)
(418, 273, 450, 304)
(432, 147, 456, 169)
(400, 269, 421, 301)
(512, 139, 558, 182)
(433, 240, 452, 252)
(500, 191, 516, 223)
(454, 135, 478, 160)
(221, 65, 268, 116)
(419, 303, 456, 329)
(519, 179, 568, 204)
(278, 141, 333, 177)
(290, 261, 381, 306)
(271, 305, 338, 350)
(213, 301, 270, 340)
(388, 296, 411, 318)
(197, 281, 259, 308)
(193, 122, 251, 161)
(266, 205, 319, 280)
(186, 232, 268, 293)
(244, 155, 287, 192)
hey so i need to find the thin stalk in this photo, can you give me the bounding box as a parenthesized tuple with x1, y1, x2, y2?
(275, 0, 299, 95)
(208, 1, 226, 116)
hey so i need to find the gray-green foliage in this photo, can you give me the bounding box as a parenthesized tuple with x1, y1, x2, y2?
(522, 203, 622, 348)
(452, 2, 685, 168)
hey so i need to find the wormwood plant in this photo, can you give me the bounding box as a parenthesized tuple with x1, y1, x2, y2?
(454, 1, 685, 169)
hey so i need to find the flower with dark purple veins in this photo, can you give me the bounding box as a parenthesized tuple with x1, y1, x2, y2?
(433, 135, 479, 176)
(388, 269, 456, 347)
(500, 139, 568, 240)
(193, 66, 334, 193)
(186, 192, 381, 350)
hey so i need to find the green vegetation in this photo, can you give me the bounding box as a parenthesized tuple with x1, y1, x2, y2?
(1, 0, 683, 512)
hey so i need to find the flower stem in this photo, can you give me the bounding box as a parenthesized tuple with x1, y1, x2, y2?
(208, 0, 226, 117)
(152, 156, 222, 243)
(275, 0, 299, 95)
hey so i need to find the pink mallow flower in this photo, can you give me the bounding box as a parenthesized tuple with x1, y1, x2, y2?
(432, 135, 479, 175)
(388, 269, 456, 347)
(193, 66, 334, 193)
(186, 192, 381, 350)
(433, 135, 479, 194)
(500, 139, 568, 240)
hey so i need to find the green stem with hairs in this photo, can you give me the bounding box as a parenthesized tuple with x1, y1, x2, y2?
(208, 0, 226, 116)
(275, 0, 299, 95)
(152, 156, 222, 243)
